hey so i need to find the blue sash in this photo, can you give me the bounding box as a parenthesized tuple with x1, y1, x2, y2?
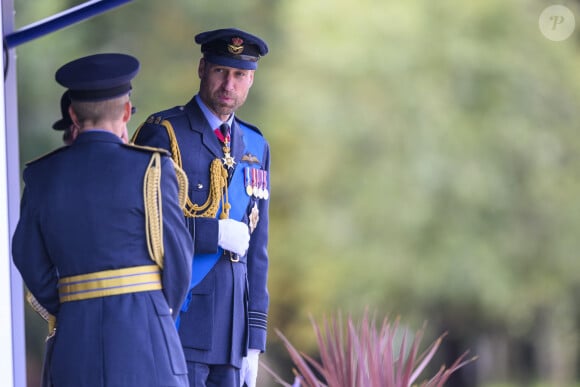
(177, 123, 265, 326)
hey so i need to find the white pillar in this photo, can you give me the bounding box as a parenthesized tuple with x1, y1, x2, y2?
(2, 0, 27, 385)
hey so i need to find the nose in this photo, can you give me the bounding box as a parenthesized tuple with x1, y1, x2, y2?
(223, 72, 236, 91)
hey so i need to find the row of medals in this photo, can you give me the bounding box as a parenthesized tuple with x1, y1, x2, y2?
(222, 142, 269, 200)
(244, 167, 269, 199)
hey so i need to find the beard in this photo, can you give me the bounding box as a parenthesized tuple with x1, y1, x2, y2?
(200, 85, 248, 119)
(212, 99, 237, 117)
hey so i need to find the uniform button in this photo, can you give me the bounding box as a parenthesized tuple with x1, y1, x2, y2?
(197, 183, 203, 189)
(169, 308, 173, 314)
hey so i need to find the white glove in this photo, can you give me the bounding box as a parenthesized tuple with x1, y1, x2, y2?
(240, 348, 260, 387)
(218, 218, 250, 256)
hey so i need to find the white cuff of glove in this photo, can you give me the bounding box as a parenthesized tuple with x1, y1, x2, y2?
(240, 349, 260, 387)
(218, 218, 250, 256)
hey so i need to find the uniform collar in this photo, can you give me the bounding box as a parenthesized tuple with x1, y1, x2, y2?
(74, 130, 123, 144)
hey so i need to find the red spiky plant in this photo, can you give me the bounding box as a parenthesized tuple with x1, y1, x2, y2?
(263, 311, 476, 387)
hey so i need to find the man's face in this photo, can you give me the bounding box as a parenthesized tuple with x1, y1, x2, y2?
(198, 59, 254, 121)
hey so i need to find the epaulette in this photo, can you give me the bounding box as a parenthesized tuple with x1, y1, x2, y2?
(124, 143, 171, 156)
(145, 106, 186, 125)
(234, 116, 263, 136)
(25, 145, 69, 166)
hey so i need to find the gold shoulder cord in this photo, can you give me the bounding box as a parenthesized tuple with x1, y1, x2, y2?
(144, 152, 164, 268)
(171, 159, 189, 211)
(133, 119, 230, 219)
(161, 119, 230, 219)
(26, 292, 56, 338)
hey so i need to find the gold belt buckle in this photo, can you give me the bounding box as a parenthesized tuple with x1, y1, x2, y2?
(229, 252, 240, 262)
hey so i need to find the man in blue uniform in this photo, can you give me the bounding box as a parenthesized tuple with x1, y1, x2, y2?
(132, 28, 271, 387)
(12, 53, 193, 387)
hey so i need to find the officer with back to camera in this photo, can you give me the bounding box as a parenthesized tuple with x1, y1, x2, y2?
(12, 52, 193, 387)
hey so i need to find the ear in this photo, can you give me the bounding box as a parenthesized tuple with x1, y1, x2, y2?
(198, 58, 205, 79)
(68, 106, 81, 128)
(122, 101, 132, 123)
(70, 125, 79, 142)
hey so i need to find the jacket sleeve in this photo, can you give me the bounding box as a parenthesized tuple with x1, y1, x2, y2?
(12, 176, 61, 316)
(246, 142, 271, 351)
(159, 155, 194, 319)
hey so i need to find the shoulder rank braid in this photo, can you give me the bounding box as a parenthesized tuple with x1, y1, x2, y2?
(132, 117, 231, 219)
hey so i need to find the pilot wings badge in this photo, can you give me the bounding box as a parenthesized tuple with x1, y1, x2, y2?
(241, 153, 260, 164)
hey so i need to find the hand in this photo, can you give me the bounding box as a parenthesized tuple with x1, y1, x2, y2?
(218, 219, 250, 256)
(240, 348, 260, 387)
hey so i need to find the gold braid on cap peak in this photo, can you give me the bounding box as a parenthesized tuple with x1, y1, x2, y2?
(144, 152, 164, 268)
(133, 118, 230, 219)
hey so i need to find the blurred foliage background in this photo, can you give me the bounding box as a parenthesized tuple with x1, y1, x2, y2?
(11, 0, 580, 386)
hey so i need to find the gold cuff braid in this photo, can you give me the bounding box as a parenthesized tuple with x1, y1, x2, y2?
(26, 292, 56, 337)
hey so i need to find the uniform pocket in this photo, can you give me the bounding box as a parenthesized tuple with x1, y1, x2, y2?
(178, 273, 215, 350)
(189, 177, 210, 206)
(151, 293, 188, 375)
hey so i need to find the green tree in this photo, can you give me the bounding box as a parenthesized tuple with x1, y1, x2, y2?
(13, 0, 580, 385)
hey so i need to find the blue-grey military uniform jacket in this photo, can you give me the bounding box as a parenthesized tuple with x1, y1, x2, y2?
(12, 131, 193, 387)
(132, 96, 270, 367)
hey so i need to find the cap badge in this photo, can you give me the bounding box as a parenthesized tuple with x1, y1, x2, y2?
(228, 37, 244, 55)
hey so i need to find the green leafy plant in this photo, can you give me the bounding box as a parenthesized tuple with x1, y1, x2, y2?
(263, 311, 477, 387)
